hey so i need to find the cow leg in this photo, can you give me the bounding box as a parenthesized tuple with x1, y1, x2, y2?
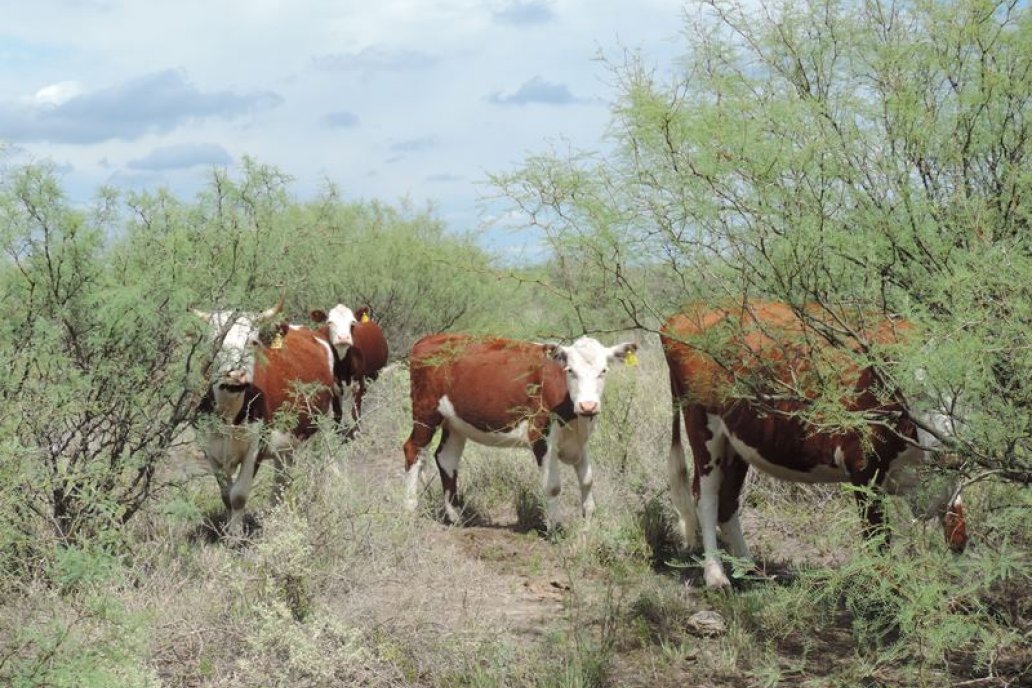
(717, 453, 752, 563)
(533, 437, 562, 531)
(331, 391, 343, 427)
(687, 409, 732, 588)
(352, 381, 365, 422)
(269, 451, 290, 505)
(336, 384, 356, 437)
(202, 449, 233, 511)
(558, 438, 594, 521)
(668, 397, 699, 549)
(434, 428, 466, 524)
(226, 443, 261, 537)
(853, 476, 889, 548)
(263, 430, 298, 505)
(344, 382, 365, 441)
(403, 410, 442, 512)
(573, 451, 596, 520)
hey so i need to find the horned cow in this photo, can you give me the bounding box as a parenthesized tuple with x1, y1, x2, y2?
(194, 301, 335, 535)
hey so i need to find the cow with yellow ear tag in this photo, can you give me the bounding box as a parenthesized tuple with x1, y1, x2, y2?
(308, 304, 389, 437)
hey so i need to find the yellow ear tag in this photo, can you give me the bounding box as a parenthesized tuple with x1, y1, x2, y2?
(361, 313, 370, 323)
(624, 351, 639, 367)
(270, 333, 284, 350)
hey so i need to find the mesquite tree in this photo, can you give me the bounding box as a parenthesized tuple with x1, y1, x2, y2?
(493, 0, 1032, 486)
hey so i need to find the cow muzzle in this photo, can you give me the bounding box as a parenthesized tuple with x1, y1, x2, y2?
(222, 369, 250, 386)
(575, 401, 600, 417)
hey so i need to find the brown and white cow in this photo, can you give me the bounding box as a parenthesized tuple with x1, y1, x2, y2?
(194, 302, 336, 535)
(310, 304, 389, 436)
(403, 333, 637, 527)
(661, 302, 967, 588)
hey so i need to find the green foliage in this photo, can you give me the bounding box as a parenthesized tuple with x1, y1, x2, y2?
(0, 559, 158, 688)
(494, 0, 1032, 483)
(0, 164, 202, 542)
(0, 154, 523, 545)
(491, 1, 1032, 682)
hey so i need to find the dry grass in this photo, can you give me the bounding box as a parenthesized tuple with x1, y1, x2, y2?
(1, 342, 1028, 687)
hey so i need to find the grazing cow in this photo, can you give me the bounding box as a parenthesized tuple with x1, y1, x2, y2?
(310, 304, 389, 436)
(403, 334, 638, 527)
(661, 302, 968, 588)
(194, 301, 335, 535)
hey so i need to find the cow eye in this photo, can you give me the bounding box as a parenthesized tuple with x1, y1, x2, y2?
(599, 368, 608, 377)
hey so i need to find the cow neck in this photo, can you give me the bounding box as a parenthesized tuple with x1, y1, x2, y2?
(201, 384, 264, 425)
(314, 325, 350, 383)
(543, 361, 580, 426)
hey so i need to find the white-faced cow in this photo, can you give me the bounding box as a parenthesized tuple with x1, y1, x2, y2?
(194, 301, 335, 535)
(403, 333, 637, 527)
(661, 301, 968, 588)
(309, 304, 389, 437)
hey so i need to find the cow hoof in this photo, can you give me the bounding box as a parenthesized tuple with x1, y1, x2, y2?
(703, 562, 732, 589)
(443, 506, 463, 525)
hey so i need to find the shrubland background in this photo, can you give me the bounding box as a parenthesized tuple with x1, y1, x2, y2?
(1, 0, 1030, 685)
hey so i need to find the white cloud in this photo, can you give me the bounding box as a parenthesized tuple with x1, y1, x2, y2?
(0, 0, 689, 250)
(33, 81, 83, 106)
(0, 70, 282, 144)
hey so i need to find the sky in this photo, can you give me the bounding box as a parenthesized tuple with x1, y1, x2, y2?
(0, 0, 688, 255)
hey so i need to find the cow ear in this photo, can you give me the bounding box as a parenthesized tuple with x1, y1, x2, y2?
(609, 341, 639, 365)
(310, 310, 327, 323)
(543, 343, 567, 364)
(355, 306, 372, 323)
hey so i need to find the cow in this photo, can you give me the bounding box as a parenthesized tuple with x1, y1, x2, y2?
(194, 300, 336, 535)
(403, 333, 638, 528)
(661, 301, 968, 588)
(309, 304, 389, 437)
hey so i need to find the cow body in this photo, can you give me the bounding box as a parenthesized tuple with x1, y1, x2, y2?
(403, 333, 637, 527)
(311, 304, 389, 437)
(661, 302, 967, 588)
(196, 305, 335, 535)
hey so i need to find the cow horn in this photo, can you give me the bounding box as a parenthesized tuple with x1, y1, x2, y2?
(257, 294, 285, 323)
(192, 308, 212, 321)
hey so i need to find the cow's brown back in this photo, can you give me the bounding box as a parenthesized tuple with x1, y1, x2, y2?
(344, 320, 389, 383)
(661, 301, 909, 409)
(408, 333, 571, 435)
(253, 327, 335, 439)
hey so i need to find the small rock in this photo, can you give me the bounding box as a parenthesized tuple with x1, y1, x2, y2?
(686, 610, 726, 637)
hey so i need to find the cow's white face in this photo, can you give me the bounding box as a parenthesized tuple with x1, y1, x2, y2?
(325, 304, 358, 358)
(552, 337, 638, 417)
(195, 300, 281, 391)
(207, 312, 261, 388)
